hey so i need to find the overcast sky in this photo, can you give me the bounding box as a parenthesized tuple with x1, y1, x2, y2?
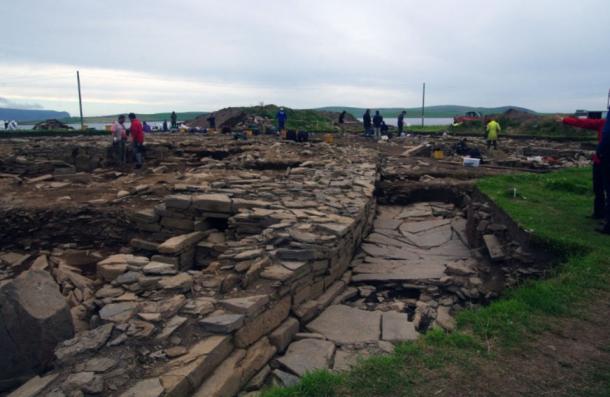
(1, 0, 609, 116)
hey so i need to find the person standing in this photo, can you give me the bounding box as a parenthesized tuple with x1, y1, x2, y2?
(596, 110, 610, 234)
(372, 110, 383, 139)
(362, 109, 372, 136)
(276, 107, 287, 131)
(143, 121, 152, 133)
(561, 114, 607, 219)
(486, 118, 501, 149)
(129, 113, 144, 169)
(207, 113, 216, 129)
(397, 110, 407, 136)
(111, 114, 127, 164)
(170, 111, 177, 129)
(339, 110, 346, 124)
(162, 120, 168, 132)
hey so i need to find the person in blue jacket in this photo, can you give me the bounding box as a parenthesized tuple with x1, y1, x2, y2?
(276, 107, 287, 131)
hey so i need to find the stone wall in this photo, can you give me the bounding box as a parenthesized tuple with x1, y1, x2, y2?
(0, 207, 132, 250)
(6, 144, 380, 397)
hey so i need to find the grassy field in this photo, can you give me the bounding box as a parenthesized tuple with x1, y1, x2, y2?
(243, 105, 336, 132)
(261, 167, 610, 397)
(450, 115, 599, 140)
(404, 124, 597, 141)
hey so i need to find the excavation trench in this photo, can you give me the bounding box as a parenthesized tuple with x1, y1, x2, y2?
(268, 184, 553, 384)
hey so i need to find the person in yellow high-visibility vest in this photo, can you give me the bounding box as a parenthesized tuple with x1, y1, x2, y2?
(486, 118, 501, 149)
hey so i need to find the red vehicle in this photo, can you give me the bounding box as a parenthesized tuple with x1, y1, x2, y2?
(453, 111, 483, 124)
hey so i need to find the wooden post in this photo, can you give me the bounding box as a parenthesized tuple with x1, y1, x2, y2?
(421, 82, 426, 128)
(77, 71, 84, 130)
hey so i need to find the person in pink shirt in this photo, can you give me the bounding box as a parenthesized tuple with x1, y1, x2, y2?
(128, 113, 144, 169)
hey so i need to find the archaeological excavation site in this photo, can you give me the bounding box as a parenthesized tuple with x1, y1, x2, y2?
(0, 132, 594, 397)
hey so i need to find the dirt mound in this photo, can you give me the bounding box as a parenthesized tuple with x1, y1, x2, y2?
(185, 105, 355, 132)
(185, 107, 271, 130)
(499, 108, 537, 122)
(33, 119, 73, 131)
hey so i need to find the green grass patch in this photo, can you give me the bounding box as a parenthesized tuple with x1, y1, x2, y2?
(262, 167, 610, 397)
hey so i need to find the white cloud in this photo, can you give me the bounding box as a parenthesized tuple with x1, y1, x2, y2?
(1, 0, 609, 115)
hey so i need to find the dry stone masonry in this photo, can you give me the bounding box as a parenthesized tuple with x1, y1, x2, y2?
(0, 133, 570, 396)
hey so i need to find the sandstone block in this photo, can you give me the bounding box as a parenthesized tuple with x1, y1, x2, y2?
(0, 270, 74, 384)
(235, 296, 291, 348)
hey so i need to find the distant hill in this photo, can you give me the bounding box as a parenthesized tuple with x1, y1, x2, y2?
(1, 108, 70, 122)
(61, 111, 207, 124)
(315, 105, 538, 118)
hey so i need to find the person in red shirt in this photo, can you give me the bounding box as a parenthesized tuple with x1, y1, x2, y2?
(128, 113, 145, 169)
(561, 115, 606, 219)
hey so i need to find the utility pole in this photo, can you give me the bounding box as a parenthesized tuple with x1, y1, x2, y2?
(421, 82, 426, 128)
(77, 70, 84, 130)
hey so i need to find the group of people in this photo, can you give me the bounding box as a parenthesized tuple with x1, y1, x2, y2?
(110, 113, 145, 169)
(361, 109, 408, 139)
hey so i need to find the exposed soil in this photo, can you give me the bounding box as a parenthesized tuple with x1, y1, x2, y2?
(412, 292, 610, 397)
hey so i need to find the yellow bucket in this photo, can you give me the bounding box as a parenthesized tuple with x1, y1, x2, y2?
(324, 133, 334, 144)
(432, 149, 444, 160)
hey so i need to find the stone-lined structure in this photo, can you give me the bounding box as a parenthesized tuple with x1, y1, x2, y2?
(1, 133, 583, 396)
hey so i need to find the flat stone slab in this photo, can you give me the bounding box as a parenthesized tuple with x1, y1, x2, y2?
(483, 234, 505, 261)
(353, 260, 446, 281)
(99, 302, 138, 323)
(401, 224, 453, 248)
(220, 295, 269, 317)
(158, 232, 205, 254)
(276, 339, 336, 377)
(381, 312, 419, 343)
(7, 373, 59, 397)
(306, 305, 381, 344)
(400, 218, 451, 234)
(333, 350, 366, 372)
(118, 378, 164, 397)
(142, 262, 177, 276)
(199, 313, 244, 334)
(55, 324, 114, 361)
(360, 243, 420, 260)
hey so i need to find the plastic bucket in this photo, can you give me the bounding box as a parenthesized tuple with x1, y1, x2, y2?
(432, 149, 444, 160)
(463, 157, 480, 167)
(324, 133, 334, 144)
